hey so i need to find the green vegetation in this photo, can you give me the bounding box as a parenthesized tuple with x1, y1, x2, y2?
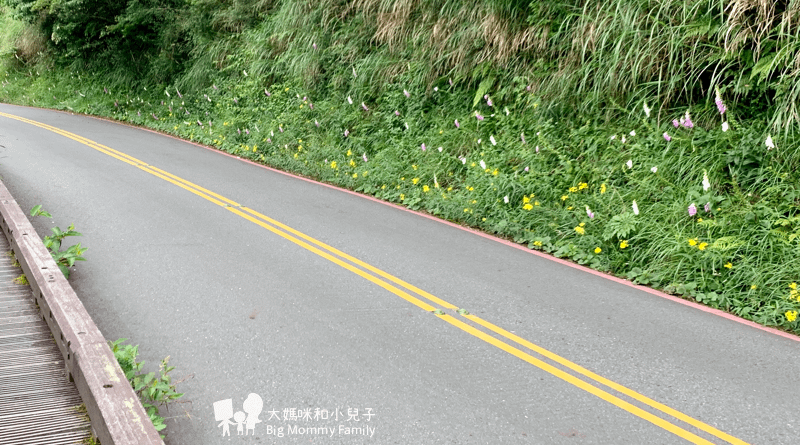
(1, 1, 798, 334)
(109, 338, 186, 438)
(30, 205, 87, 278)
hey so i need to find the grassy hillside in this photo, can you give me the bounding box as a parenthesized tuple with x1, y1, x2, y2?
(1, 1, 799, 334)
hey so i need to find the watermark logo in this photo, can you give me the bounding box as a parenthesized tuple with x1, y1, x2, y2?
(213, 394, 376, 439)
(214, 393, 263, 436)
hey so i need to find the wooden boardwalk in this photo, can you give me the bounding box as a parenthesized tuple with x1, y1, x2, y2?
(0, 234, 91, 445)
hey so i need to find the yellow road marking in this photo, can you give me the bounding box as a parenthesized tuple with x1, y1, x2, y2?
(0, 111, 749, 444)
(436, 314, 717, 445)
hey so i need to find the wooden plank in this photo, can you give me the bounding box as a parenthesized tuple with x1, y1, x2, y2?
(0, 179, 164, 445)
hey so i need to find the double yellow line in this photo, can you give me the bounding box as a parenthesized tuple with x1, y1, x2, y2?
(0, 111, 748, 444)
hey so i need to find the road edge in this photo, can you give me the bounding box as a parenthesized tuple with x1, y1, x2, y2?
(0, 178, 164, 445)
(3, 102, 798, 342)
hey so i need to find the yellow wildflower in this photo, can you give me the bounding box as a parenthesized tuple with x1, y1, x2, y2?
(523, 196, 531, 204)
(412, 164, 418, 170)
(786, 310, 798, 322)
(347, 149, 352, 156)
(594, 247, 602, 254)
(423, 185, 430, 192)
(492, 169, 499, 176)
(790, 282, 798, 290)
(688, 238, 698, 246)
(349, 159, 356, 167)
(523, 204, 533, 211)
(600, 183, 607, 194)
(533, 241, 543, 247)
(569, 186, 578, 193)
(412, 178, 420, 185)
(561, 195, 569, 201)
(579, 182, 588, 190)
(352, 173, 358, 178)
(698, 242, 708, 251)
(381, 185, 386, 190)
(620, 240, 629, 249)
(574, 226, 585, 235)
(330, 161, 337, 169)
(400, 194, 405, 201)
(534, 201, 540, 206)
(724, 262, 732, 269)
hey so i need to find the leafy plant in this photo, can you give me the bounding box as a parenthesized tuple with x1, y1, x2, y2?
(109, 338, 185, 437)
(29, 205, 87, 278)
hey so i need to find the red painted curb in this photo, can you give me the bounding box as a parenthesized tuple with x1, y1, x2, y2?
(0, 178, 165, 445)
(6, 102, 799, 342)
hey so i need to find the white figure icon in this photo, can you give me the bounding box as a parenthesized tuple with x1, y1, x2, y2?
(234, 411, 246, 435)
(213, 399, 235, 436)
(242, 393, 263, 435)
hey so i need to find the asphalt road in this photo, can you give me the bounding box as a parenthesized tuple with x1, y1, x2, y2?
(0, 103, 798, 445)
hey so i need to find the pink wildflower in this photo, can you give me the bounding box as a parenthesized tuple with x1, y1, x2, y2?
(421, 143, 426, 151)
(688, 203, 697, 216)
(663, 132, 671, 141)
(673, 119, 679, 128)
(715, 93, 726, 114)
(454, 119, 460, 128)
(344, 129, 349, 137)
(395, 110, 400, 116)
(475, 113, 484, 121)
(683, 111, 694, 128)
(362, 102, 369, 111)
(264, 89, 271, 96)
(704, 202, 711, 213)
(521, 133, 526, 144)
(403, 89, 410, 98)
